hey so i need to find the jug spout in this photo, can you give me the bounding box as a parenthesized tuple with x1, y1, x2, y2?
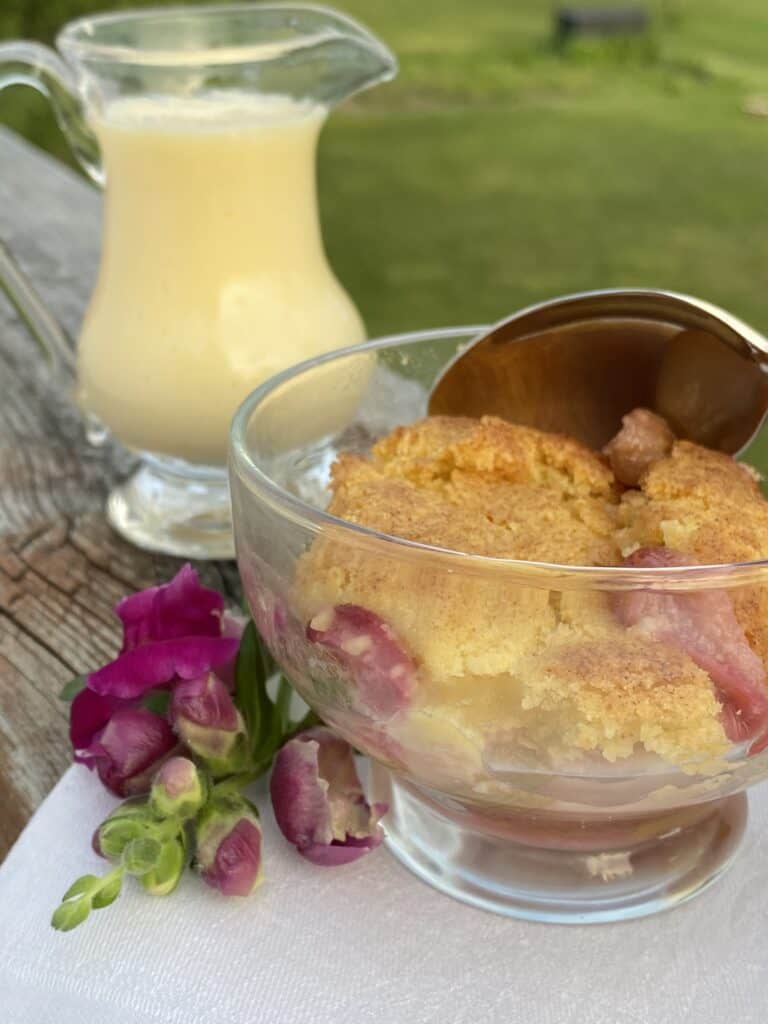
(248, 6, 397, 106)
(297, 7, 398, 105)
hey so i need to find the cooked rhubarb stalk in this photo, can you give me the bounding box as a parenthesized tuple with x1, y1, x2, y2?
(603, 408, 675, 486)
(614, 547, 768, 753)
(307, 604, 416, 717)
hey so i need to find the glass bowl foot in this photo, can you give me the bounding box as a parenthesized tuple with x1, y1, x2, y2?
(107, 454, 234, 559)
(370, 765, 746, 924)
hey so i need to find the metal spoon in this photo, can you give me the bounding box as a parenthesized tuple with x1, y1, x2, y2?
(428, 289, 768, 454)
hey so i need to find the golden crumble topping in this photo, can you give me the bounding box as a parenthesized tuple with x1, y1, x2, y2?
(295, 414, 768, 768)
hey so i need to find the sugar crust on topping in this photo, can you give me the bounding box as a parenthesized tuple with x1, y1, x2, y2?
(295, 415, 768, 767)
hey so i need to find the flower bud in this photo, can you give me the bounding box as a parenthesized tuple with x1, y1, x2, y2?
(140, 836, 187, 897)
(122, 837, 163, 876)
(194, 794, 263, 896)
(150, 757, 207, 820)
(73, 699, 178, 797)
(170, 672, 249, 776)
(93, 798, 156, 861)
(270, 727, 386, 866)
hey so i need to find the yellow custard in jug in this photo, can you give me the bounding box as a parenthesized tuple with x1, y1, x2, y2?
(77, 92, 365, 466)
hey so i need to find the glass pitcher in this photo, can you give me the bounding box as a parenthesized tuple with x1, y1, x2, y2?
(0, 4, 396, 558)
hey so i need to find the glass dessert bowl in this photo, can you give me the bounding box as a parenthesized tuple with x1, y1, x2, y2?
(229, 327, 768, 923)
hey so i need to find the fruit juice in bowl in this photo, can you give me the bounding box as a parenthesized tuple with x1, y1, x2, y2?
(0, 4, 396, 557)
(230, 326, 768, 924)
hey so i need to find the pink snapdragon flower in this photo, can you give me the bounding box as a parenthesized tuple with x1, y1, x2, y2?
(71, 565, 244, 795)
(88, 564, 242, 699)
(71, 689, 178, 796)
(150, 756, 207, 820)
(195, 794, 264, 896)
(271, 726, 386, 865)
(170, 672, 249, 775)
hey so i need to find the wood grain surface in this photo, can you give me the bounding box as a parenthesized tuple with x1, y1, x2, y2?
(0, 129, 240, 860)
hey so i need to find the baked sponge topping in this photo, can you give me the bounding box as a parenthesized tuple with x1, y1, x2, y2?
(294, 411, 768, 770)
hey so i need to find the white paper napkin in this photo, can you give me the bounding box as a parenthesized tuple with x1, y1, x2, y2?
(2, 765, 768, 1024)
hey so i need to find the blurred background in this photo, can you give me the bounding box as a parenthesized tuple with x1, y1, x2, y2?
(1, 0, 767, 339)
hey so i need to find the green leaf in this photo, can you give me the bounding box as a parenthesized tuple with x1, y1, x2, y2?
(235, 622, 319, 771)
(235, 621, 258, 741)
(59, 675, 86, 701)
(235, 621, 270, 759)
(51, 895, 91, 932)
(255, 672, 299, 765)
(141, 690, 171, 716)
(259, 638, 277, 683)
(61, 875, 100, 902)
(122, 837, 162, 876)
(92, 870, 124, 910)
(275, 677, 293, 734)
(255, 706, 282, 764)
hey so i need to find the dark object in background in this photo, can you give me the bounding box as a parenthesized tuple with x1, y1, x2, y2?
(554, 6, 650, 47)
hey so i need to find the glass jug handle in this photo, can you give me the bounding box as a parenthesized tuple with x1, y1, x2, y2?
(0, 41, 101, 179)
(0, 40, 100, 384)
(0, 240, 76, 378)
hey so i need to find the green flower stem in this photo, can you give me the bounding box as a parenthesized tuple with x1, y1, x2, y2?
(275, 677, 293, 731)
(288, 708, 321, 738)
(152, 816, 187, 841)
(94, 864, 125, 903)
(212, 769, 264, 797)
(52, 864, 126, 931)
(55, 620, 322, 933)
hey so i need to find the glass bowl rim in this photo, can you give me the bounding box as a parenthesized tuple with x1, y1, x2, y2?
(229, 325, 768, 591)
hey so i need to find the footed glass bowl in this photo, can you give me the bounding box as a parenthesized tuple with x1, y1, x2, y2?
(229, 327, 768, 923)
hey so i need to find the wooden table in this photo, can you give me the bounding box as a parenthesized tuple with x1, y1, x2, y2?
(0, 128, 240, 860)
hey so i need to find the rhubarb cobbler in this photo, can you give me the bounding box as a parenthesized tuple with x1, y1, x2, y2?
(251, 408, 768, 792)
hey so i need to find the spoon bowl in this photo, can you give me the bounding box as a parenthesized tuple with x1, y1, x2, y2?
(428, 289, 768, 454)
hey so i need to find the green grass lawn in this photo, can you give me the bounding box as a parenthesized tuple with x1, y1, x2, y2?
(3, 0, 768, 334)
(3, 0, 768, 468)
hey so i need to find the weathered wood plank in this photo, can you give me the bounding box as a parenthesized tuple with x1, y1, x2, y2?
(0, 128, 240, 860)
